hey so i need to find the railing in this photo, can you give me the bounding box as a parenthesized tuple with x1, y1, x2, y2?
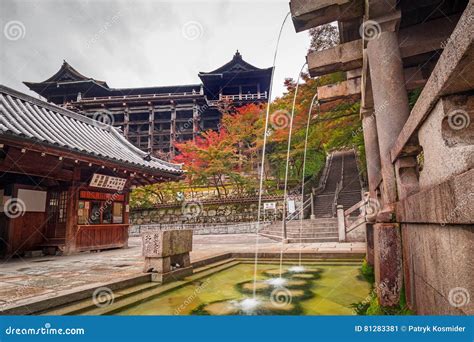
(71, 89, 204, 104)
(312, 153, 333, 195)
(343, 192, 369, 235)
(286, 195, 313, 222)
(219, 92, 268, 101)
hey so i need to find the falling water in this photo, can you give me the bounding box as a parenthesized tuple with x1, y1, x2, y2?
(251, 11, 291, 301)
(278, 61, 307, 278)
(296, 93, 320, 270)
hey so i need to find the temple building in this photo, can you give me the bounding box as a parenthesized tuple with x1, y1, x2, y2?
(0, 85, 183, 257)
(24, 51, 272, 158)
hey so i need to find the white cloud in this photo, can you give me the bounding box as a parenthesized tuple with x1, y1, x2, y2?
(0, 0, 310, 99)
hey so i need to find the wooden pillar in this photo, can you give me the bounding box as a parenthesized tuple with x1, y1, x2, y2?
(148, 105, 154, 153)
(192, 101, 199, 142)
(373, 223, 403, 306)
(170, 103, 176, 157)
(64, 167, 81, 255)
(124, 105, 130, 137)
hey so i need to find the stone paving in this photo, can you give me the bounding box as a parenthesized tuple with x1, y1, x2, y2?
(0, 234, 365, 312)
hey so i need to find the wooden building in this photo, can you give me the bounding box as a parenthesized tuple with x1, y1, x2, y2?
(24, 51, 272, 158)
(0, 85, 183, 258)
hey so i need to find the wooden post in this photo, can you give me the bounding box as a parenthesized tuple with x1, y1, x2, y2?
(64, 167, 81, 255)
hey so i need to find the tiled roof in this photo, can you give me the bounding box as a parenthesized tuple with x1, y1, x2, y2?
(0, 85, 183, 176)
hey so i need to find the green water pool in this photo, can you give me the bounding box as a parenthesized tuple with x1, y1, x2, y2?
(117, 262, 371, 315)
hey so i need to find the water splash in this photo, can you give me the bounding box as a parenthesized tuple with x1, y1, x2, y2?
(289, 265, 306, 273)
(265, 277, 287, 287)
(231, 297, 261, 313)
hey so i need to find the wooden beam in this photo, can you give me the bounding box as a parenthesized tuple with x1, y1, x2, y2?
(307, 15, 459, 77)
(1, 148, 74, 181)
(390, 3, 474, 162)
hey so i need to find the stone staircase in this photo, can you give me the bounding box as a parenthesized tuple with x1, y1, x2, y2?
(258, 218, 339, 243)
(258, 150, 364, 243)
(313, 150, 363, 218)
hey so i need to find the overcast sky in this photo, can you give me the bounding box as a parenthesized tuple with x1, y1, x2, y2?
(0, 0, 311, 100)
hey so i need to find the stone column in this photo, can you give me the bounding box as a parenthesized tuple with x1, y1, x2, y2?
(361, 107, 382, 192)
(367, 27, 410, 204)
(366, 13, 406, 307)
(336, 205, 345, 242)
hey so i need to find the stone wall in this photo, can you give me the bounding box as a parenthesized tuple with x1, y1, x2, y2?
(130, 222, 267, 236)
(401, 223, 473, 315)
(130, 199, 297, 226)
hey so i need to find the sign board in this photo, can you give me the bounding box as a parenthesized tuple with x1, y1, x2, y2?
(79, 191, 125, 202)
(89, 174, 127, 191)
(263, 202, 276, 210)
(287, 199, 296, 214)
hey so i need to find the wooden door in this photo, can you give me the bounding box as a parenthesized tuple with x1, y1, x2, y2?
(46, 189, 67, 240)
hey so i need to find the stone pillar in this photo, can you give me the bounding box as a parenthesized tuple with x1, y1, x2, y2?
(336, 205, 345, 242)
(361, 107, 382, 192)
(367, 27, 410, 204)
(373, 223, 403, 306)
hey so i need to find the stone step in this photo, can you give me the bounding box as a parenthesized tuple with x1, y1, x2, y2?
(259, 233, 339, 243)
(39, 258, 239, 316)
(287, 237, 339, 243)
(260, 227, 338, 234)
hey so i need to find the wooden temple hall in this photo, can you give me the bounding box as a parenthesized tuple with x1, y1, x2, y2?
(0, 85, 183, 258)
(24, 51, 272, 158)
(290, 0, 473, 315)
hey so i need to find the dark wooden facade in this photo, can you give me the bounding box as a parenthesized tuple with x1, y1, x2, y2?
(0, 85, 183, 258)
(24, 51, 272, 159)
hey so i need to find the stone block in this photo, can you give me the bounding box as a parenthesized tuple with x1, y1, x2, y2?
(142, 229, 193, 258)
